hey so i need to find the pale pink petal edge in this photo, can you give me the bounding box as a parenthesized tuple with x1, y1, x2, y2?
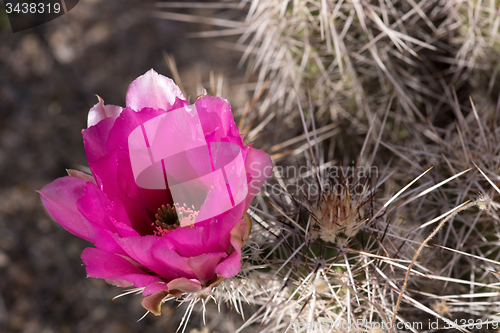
(125, 69, 185, 112)
(87, 95, 123, 127)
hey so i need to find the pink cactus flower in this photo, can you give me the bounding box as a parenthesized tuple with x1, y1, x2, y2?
(39, 70, 272, 315)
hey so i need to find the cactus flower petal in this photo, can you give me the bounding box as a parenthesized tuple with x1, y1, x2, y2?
(39, 69, 272, 314)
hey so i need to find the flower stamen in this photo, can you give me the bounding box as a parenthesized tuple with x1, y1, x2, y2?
(153, 204, 180, 235)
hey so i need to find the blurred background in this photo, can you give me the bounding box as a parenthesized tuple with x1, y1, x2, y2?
(0, 1, 251, 332)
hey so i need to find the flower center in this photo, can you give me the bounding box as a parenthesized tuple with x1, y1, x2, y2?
(152, 204, 179, 236)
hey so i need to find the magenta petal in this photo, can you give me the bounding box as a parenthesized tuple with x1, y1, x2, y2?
(89, 150, 156, 235)
(186, 252, 227, 282)
(244, 146, 273, 209)
(126, 69, 185, 112)
(161, 223, 230, 258)
(88, 228, 127, 255)
(161, 200, 247, 258)
(152, 247, 226, 283)
(75, 184, 125, 254)
(39, 176, 92, 242)
(108, 199, 131, 225)
(151, 247, 196, 280)
(115, 149, 172, 221)
(82, 247, 161, 287)
(105, 107, 165, 154)
(109, 200, 139, 237)
(98, 109, 176, 232)
(194, 96, 243, 146)
(76, 182, 117, 232)
(116, 236, 179, 281)
(87, 96, 123, 128)
(215, 246, 241, 278)
(112, 220, 139, 238)
(142, 282, 169, 296)
(170, 97, 189, 110)
(82, 116, 116, 164)
(215, 218, 247, 278)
